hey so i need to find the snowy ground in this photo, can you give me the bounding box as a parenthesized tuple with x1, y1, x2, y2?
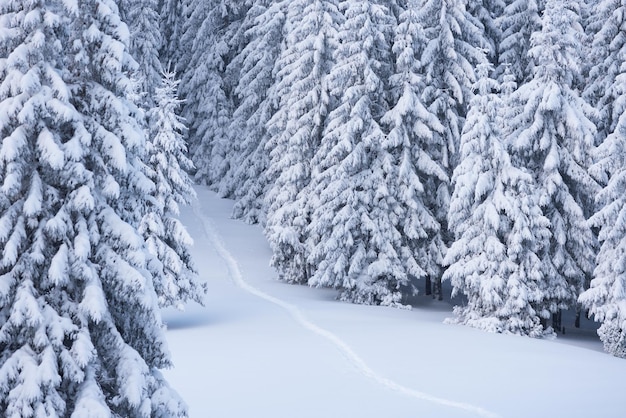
(161, 186, 626, 418)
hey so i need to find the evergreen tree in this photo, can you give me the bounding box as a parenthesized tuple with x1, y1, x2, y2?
(224, 0, 288, 224)
(444, 60, 551, 336)
(468, 0, 504, 63)
(176, 0, 254, 195)
(175, 0, 208, 73)
(380, 4, 448, 297)
(0, 0, 187, 415)
(507, 0, 598, 327)
(416, 0, 486, 297)
(123, 0, 203, 310)
(584, 0, 626, 146)
(142, 71, 206, 309)
(580, 97, 626, 356)
(579, 0, 626, 358)
(497, 0, 543, 82)
(219, 1, 257, 99)
(213, 0, 271, 199)
(160, 0, 185, 61)
(179, 0, 233, 187)
(264, 0, 342, 283)
(125, 0, 163, 102)
(307, 1, 408, 306)
(418, 0, 485, 170)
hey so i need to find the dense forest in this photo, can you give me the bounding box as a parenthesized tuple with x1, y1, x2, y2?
(2, 0, 626, 415)
(176, 0, 626, 355)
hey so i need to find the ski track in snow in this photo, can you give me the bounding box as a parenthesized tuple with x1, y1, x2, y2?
(192, 199, 500, 418)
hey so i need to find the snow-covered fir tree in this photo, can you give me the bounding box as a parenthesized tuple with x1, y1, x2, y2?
(160, 0, 185, 61)
(199, 1, 257, 191)
(380, 4, 448, 298)
(121, 0, 203, 310)
(307, 0, 411, 306)
(211, 0, 273, 200)
(444, 59, 552, 336)
(0, 0, 187, 415)
(584, 0, 626, 146)
(142, 71, 206, 309)
(176, 1, 255, 195)
(468, 0, 504, 62)
(174, 0, 207, 74)
(418, 0, 485, 174)
(580, 93, 626, 356)
(263, 0, 342, 284)
(179, 0, 234, 187)
(416, 0, 486, 297)
(496, 0, 543, 82)
(223, 0, 288, 224)
(582, 0, 606, 37)
(125, 0, 163, 102)
(175, 0, 251, 85)
(219, 1, 257, 96)
(507, 0, 598, 328)
(579, 0, 626, 358)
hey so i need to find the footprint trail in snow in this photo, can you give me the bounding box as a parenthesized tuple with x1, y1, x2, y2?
(192, 198, 500, 418)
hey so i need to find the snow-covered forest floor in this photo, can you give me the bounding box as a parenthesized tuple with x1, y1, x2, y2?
(161, 187, 626, 418)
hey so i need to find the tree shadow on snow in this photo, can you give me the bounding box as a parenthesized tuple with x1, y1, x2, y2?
(162, 315, 214, 331)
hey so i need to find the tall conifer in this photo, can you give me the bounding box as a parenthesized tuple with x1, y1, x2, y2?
(0, 0, 187, 414)
(307, 1, 407, 306)
(264, 0, 342, 283)
(507, 0, 598, 329)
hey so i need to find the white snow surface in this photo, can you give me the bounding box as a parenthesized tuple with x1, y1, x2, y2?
(162, 186, 625, 418)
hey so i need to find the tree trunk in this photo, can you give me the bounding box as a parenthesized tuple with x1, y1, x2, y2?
(552, 310, 562, 333)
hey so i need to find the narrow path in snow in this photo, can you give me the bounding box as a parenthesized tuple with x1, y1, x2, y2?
(192, 198, 499, 418)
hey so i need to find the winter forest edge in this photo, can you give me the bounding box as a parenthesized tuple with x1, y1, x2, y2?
(2, 0, 626, 416)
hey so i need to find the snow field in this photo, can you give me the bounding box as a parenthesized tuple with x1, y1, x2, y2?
(162, 188, 626, 418)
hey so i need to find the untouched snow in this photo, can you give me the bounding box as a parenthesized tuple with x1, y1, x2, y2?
(162, 187, 626, 418)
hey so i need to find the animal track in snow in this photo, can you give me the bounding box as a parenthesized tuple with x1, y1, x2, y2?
(192, 197, 499, 418)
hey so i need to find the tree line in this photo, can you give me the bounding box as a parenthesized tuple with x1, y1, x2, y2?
(2, 0, 626, 415)
(174, 0, 626, 357)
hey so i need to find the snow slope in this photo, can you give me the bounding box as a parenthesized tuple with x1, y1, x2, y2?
(162, 186, 626, 418)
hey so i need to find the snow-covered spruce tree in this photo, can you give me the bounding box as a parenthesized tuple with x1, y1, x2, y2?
(467, 0, 504, 63)
(179, 0, 234, 188)
(307, 1, 411, 307)
(443, 59, 552, 336)
(175, 0, 248, 86)
(122, 0, 203, 310)
(211, 0, 271, 199)
(584, 0, 626, 147)
(223, 0, 288, 224)
(416, 0, 486, 297)
(580, 95, 626, 356)
(578, 0, 626, 358)
(581, 0, 609, 64)
(507, 0, 598, 328)
(160, 0, 186, 61)
(219, 1, 257, 97)
(380, 4, 448, 298)
(496, 0, 543, 82)
(418, 0, 485, 173)
(201, 1, 258, 191)
(0, 0, 187, 415)
(179, 1, 258, 196)
(577, 0, 623, 331)
(263, 0, 342, 284)
(142, 71, 206, 309)
(174, 0, 206, 74)
(123, 0, 163, 103)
